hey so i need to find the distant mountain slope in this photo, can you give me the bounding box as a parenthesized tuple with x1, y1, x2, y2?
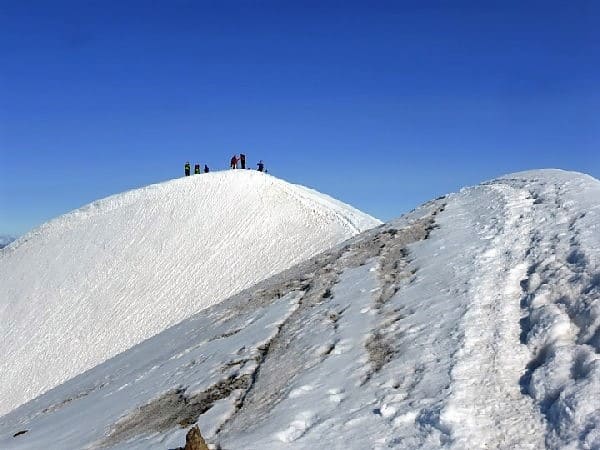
(0, 171, 380, 416)
(0, 236, 15, 249)
(1, 169, 598, 449)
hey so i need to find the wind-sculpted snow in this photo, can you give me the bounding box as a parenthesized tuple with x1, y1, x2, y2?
(0, 171, 380, 416)
(1, 169, 598, 449)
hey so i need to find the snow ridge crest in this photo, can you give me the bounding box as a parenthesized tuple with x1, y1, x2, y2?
(0, 170, 380, 417)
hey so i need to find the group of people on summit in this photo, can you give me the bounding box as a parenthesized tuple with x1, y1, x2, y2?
(184, 154, 266, 176)
(184, 162, 209, 176)
(229, 154, 266, 172)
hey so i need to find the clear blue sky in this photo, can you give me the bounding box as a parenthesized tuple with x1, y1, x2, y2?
(1, 1, 598, 236)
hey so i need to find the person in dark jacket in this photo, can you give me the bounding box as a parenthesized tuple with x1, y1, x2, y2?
(204, 164, 210, 173)
(240, 153, 246, 169)
(184, 162, 191, 176)
(194, 164, 200, 175)
(230, 155, 238, 169)
(257, 160, 265, 172)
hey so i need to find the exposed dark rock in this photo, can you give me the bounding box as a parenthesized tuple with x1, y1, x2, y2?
(101, 374, 250, 447)
(183, 425, 209, 450)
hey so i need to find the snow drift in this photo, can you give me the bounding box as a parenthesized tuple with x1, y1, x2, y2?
(0, 170, 380, 416)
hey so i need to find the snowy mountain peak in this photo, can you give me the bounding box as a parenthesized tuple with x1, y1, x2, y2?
(0, 171, 380, 417)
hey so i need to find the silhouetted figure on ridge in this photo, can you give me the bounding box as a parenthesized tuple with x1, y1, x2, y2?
(184, 162, 191, 176)
(204, 164, 210, 173)
(257, 160, 265, 172)
(194, 164, 200, 175)
(230, 155, 238, 169)
(240, 153, 246, 169)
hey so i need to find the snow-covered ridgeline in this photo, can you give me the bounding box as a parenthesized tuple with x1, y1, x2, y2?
(439, 182, 546, 448)
(494, 171, 600, 448)
(439, 170, 600, 449)
(0, 170, 380, 417)
(0, 169, 598, 449)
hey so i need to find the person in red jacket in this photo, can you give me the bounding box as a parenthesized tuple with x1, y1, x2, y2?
(230, 155, 238, 169)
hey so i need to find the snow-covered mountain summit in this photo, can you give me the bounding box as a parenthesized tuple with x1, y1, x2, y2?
(1, 169, 599, 449)
(0, 170, 381, 417)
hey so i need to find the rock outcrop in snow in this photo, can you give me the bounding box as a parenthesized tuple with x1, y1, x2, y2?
(178, 425, 209, 450)
(0, 171, 380, 416)
(1, 169, 598, 450)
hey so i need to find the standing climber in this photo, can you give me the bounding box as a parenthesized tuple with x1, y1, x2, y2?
(184, 161, 191, 176)
(204, 164, 210, 173)
(194, 163, 200, 175)
(240, 153, 246, 169)
(230, 155, 238, 169)
(257, 160, 265, 172)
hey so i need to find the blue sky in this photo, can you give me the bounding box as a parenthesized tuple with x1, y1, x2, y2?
(1, 1, 598, 235)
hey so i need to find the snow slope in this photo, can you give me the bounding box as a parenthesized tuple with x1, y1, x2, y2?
(1, 169, 598, 449)
(0, 170, 380, 416)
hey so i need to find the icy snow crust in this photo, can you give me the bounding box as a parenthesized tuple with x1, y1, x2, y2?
(1, 169, 599, 449)
(0, 170, 380, 416)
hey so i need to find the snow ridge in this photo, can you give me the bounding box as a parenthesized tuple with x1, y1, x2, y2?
(440, 183, 545, 449)
(0, 170, 380, 417)
(500, 171, 600, 448)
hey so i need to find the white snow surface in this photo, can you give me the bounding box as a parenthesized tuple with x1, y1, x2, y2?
(1, 169, 599, 449)
(0, 170, 380, 416)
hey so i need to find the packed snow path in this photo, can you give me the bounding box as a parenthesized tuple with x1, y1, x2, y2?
(1, 169, 598, 449)
(0, 170, 380, 416)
